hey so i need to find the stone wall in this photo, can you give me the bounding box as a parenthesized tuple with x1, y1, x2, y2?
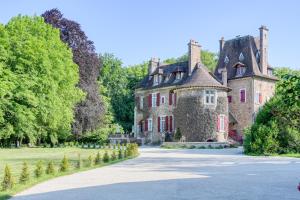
(173, 88, 228, 142)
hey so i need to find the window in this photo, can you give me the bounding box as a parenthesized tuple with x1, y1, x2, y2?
(153, 75, 159, 86)
(140, 96, 143, 109)
(219, 115, 225, 132)
(227, 95, 232, 103)
(267, 69, 273, 76)
(148, 118, 152, 131)
(161, 96, 165, 104)
(236, 67, 245, 76)
(240, 89, 246, 103)
(204, 90, 216, 105)
(255, 92, 262, 104)
(152, 93, 157, 107)
(160, 116, 166, 132)
(175, 72, 183, 80)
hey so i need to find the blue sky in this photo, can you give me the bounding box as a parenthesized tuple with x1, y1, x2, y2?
(1, 0, 300, 69)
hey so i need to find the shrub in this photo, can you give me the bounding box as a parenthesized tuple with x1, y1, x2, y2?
(118, 149, 123, 159)
(124, 149, 128, 158)
(76, 153, 82, 169)
(60, 155, 69, 172)
(126, 143, 139, 157)
(19, 162, 30, 183)
(1, 165, 14, 191)
(95, 152, 102, 165)
(34, 161, 44, 178)
(103, 151, 110, 163)
(46, 161, 55, 175)
(174, 128, 182, 141)
(88, 155, 93, 167)
(111, 151, 117, 161)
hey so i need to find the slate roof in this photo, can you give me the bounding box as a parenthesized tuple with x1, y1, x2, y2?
(214, 35, 278, 81)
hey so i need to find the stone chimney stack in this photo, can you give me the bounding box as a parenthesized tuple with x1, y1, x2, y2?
(218, 67, 227, 86)
(219, 37, 225, 55)
(188, 39, 201, 76)
(259, 25, 269, 75)
(148, 57, 159, 80)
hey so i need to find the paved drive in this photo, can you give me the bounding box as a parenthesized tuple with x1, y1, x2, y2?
(13, 147, 300, 200)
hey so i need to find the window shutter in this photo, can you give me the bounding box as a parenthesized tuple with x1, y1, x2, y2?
(148, 94, 152, 107)
(165, 116, 169, 131)
(169, 92, 173, 105)
(157, 93, 160, 106)
(240, 90, 245, 102)
(228, 96, 232, 103)
(145, 120, 148, 131)
(217, 115, 220, 132)
(169, 116, 173, 132)
(158, 117, 160, 132)
(139, 120, 143, 132)
(259, 93, 262, 104)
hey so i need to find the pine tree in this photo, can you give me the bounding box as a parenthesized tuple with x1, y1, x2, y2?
(103, 151, 110, 163)
(175, 127, 182, 141)
(88, 155, 93, 167)
(46, 161, 55, 175)
(60, 155, 69, 172)
(76, 153, 82, 169)
(2, 165, 14, 190)
(19, 162, 30, 183)
(118, 149, 123, 159)
(111, 151, 117, 161)
(34, 161, 44, 178)
(95, 152, 102, 165)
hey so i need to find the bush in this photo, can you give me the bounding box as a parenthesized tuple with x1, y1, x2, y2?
(60, 155, 69, 172)
(95, 152, 102, 165)
(2, 165, 14, 190)
(88, 155, 93, 167)
(76, 153, 82, 169)
(174, 128, 182, 141)
(111, 151, 117, 161)
(34, 161, 44, 178)
(103, 151, 110, 163)
(118, 149, 123, 159)
(46, 161, 55, 175)
(126, 143, 139, 157)
(19, 162, 30, 183)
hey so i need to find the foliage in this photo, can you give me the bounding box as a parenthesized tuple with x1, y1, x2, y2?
(0, 15, 84, 146)
(60, 155, 69, 172)
(19, 162, 30, 183)
(34, 161, 43, 178)
(87, 155, 93, 167)
(42, 9, 103, 136)
(244, 68, 300, 154)
(76, 153, 82, 169)
(118, 149, 123, 159)
(163, 50, 218, 72)
(174, 128, 182, 141)
(1, 165, 14, 191)
(111, 151, 117, 161)
(126, 143, 139, 157)
(103, 151, 110, 163)
(95, 152, 102, 165)
(46, 161, 55, 175)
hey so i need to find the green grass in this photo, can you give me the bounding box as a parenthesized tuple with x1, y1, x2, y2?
(0, 147, 133, 200)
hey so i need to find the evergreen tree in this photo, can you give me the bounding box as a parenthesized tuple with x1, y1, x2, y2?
(34, 161, 43, 178)
(95, 152, 102, 165)
(76, 153, 82, 169)
(60, 155, 69, 172)
(88, 155, 93, 167)
(46, 161, 55, 175)
(1, 165, 14, 190)
(19, 162, 30, 183)
(103, 151, 110, 163)
(111, 151, 117, 161)
(174, 128, 182, 141)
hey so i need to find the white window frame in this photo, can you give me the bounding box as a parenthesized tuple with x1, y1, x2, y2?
(161, 96, 165, 104)
(140, 96, 144, 109)
(219, 114, 225, 132)
(153, 75, 159, 86)
(240, 88, 246, 103)
(148, 118, 152, 132)
(255, 91, 260, 104)
(176, 72, 181, 80)
(152, 93, 157, 107)
(160, 116, 166, 133)
(236, 67, 245, 76)
(204, 90, 216, 105)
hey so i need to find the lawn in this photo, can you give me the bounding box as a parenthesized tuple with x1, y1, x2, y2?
(0, 147, 131, 200)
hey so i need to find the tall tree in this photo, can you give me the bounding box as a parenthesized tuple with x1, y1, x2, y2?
(0, 16, 84, 146)
(42, 9, 103, 136)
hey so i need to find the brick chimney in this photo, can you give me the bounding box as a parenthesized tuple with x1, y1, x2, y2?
(259, 25, 269, 75)
(219, 37, 225, 55)
(148, 57, 159, 80)
(188, 39, 201, 76)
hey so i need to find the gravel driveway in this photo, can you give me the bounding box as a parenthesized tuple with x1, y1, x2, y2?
(12, 147, 300, 200)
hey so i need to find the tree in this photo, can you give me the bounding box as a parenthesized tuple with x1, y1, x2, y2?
(174, 128, 182, 141)
(60, 155, 70, 172)
(34, 161, 44, 178)
(42, 9, 103, 136)
(0, 16, 84, 146)
(1, 165, 14, 190)
(19, 162, 30, 183)
(46, 161, 55, 175)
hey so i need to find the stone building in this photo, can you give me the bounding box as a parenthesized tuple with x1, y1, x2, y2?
(134, 26, 277, 144)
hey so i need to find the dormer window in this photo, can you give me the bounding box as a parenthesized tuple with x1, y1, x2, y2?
(236, 67, 246, 76)
(224, 56, 229, 64)
(239, 53, 245, 62)
(175, 72, 183, 80)
(267, 68, 273, 76)
(153, 75, 161, 86)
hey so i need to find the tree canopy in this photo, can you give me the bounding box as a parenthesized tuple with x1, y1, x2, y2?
(0, 16, 84, 146)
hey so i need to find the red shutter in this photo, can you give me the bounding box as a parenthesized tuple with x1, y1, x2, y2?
(259, 93, 262, 104)
(169, 116, 173, 132)
(228, 96, 232, 103)
(165, 116, 169, 131)
(148, 94, 152, 107)
(169, 92, 173, 105)
(157, 117, 160, 132)
(145, 119, 148, 131)
(240, 90, 245, 102)
(217, 115, 220, 131)
(174, 93, 177, 106)
(157, 93, 160, 106)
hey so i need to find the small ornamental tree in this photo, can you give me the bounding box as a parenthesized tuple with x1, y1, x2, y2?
(103, 151, 110, 163)
(46, 161, 55, 175)
(76, 153, 82, 169)
(19, 162, 30, 183)
(35, 161, 44, 178)
(2, 165, 14, 190)
(118, 149, 123, 159)
(111, 151, 117, 161)
(60, 155, 69, 172)
(88, 155, 93, 167)
(174, 128, 182, 141)
(95, 152, 102, 165)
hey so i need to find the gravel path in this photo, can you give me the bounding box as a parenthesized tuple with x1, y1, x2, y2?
(12, 147, 300, 200)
